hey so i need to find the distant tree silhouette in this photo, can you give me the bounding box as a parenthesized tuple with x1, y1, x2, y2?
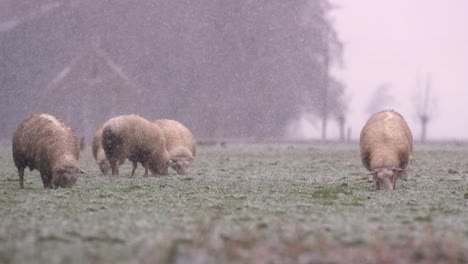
(328, 78, 347, 142)
(415, 74, 436, 143)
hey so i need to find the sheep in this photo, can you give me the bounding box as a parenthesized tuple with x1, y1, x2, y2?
(12, 114, 80, 189)
(153, 119, 196, 175)
(101, 114, 170, 176)
(92, 125, 125, 175)
(359, 110, 413, 190)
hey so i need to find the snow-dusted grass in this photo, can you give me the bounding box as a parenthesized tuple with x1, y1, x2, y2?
(0, 143, 467, 263)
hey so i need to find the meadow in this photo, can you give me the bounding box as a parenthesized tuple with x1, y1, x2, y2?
(0, 141, 467, 263)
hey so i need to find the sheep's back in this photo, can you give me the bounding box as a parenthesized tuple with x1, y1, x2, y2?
(360, 110, 413, 170)
(154, 119, 196, 157)
(12, 114, 79, 171)
(102, 115, 167, 160)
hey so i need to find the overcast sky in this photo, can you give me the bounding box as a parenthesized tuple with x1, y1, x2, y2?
(330, 0, 468, 141)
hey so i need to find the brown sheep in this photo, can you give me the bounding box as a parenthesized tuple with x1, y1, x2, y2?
(12, 114, 80, 189)
(153, 119, 196, 175)
(360, 110, 413, 190)
(92, 125, 125, 175)
(101, 114, 169, 176)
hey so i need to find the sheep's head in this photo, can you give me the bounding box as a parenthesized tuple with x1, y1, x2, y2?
(168, 156, 194, 175)
(52, 166, 79, 188)
(149, 159, 169, 175)
(97, 159, 111, 175)
(370, 167, 403, 190)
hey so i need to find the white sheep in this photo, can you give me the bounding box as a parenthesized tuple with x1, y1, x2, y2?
(153, 119, 196, 175)
(101, 114, 169, 176)
(360, 110, 413, 190)
(12, 114, 80, 189)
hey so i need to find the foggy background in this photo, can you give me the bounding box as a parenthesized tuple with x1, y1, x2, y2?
(331, 0, 468, 141)
(0, 0, 346, 142)
(1, 0, 466, 143)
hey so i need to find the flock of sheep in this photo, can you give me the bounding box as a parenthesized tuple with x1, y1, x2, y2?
(11, 109, 413, 191)
(12, 114, 196, 189)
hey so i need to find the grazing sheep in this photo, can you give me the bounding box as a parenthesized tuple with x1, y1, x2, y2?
(92, 125, 125, 175)
(360, 110, 413, 190)
(101, 114, 169, 176)
(153, 119, 196, 175)
(12, 114, 80, 189)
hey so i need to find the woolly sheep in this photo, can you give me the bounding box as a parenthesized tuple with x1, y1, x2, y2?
(360, 110, 413, 190)
(153, 119, 196, 175)
(12, 114, 80, 189)
(101, 114, 169, 176)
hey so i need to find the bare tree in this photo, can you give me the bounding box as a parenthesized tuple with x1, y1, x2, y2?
(328, 78, 348, 142)
(415, 73, 436, 143)
(306, 1, 343, 142)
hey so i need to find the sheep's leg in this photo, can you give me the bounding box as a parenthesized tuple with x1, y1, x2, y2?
(42, 174, 53, 189)
(18, 168, 24, 189)
(131, 161, 137, 177)
(110, 160, 119, 176)
(40, 173, 48, 188)
(47, 175, 54, 189)
(375, 180, 381, 190)
(143, 162, 149, 177)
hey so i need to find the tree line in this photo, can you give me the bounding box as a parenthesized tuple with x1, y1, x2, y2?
(0, 0, 345, 141)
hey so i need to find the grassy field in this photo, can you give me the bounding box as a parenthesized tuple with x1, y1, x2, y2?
(0, 142, 467, 263)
